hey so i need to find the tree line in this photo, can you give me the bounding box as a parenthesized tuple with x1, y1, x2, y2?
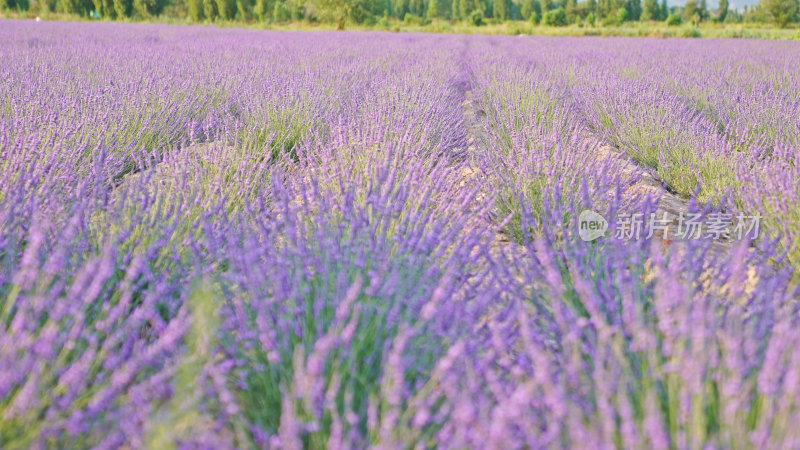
(2, 0, 798, 28)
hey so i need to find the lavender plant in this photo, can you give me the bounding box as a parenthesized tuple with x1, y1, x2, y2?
(2, 20, 799, 449)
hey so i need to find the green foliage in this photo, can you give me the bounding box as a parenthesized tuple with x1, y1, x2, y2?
(214, 0, 234, 19)
(450, 0, 460, 18)
(457, 0, 469, 17)
(520, 0, 537, 19)
(113, 0, 131, 16)
(641, 0, 658, 20)
(253, 0, 267, 19)
(718, 0, 728, 21)
(564, 0, 577, 21)
(427, 0, 438, 18)
(272, 0, 289, 20)
(683, 0, 698, 20)
(493, 0, 508, 19)
(188, 0, 203, 20)
(403, 11, 422, 23)
(616, 5, 628, 22)
(3, 0, 32, 11)
(542, 6, 567, 24)
(203, 0, 216, 18)
(58, 0, 90, 14)
(760, 0, 799, 27)
(236, 0, 252, 20)
(540, 0, 552, 12)
(529, 9, 539, 23)
(666, 11, 681, 24)
(313, 0, 369, 29)
(679, 25, 702, 36)
(133, 0, 166, 17)
(626, 0, 641, 19)
(586, 10, 595, 24)
(698, 0, 708, 19)
(468, 8, 482, 24)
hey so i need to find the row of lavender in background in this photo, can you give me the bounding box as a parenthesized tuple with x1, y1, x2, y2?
(1, 21, 799, 448)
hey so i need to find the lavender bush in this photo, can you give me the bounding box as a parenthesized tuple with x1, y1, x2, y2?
(1, 20, 799, 448)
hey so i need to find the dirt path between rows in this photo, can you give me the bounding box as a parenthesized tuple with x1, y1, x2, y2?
(459, 87, 735, 259)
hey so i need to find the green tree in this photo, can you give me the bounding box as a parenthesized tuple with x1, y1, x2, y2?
(272, 0, 288, 19)
(564, 0, 577, 20)
(188, 0, 203, 20)
(456, 0, 467, 17)
(660, 0, 667, 18)
(468, 7, 483, 23)
(542, 5, 566, 23)
(214, 0, 234, 18)
(597, 0, 616, 18)
(697, 0, 707, 19)
(133, 0, 164, 17)
(718, 0, 728, 21)
(393, 0, 408, 16)
(114, 0, 131, 16)
(520, 0, 538, 18)
(666, 10, 681, 23)
(253, 0, 268, 19)
(626, 0, 640, 19)
(493, 0, 508, 18)
(91, 0, 114, 15)
(203, 0, 217, 18)
(451, 0, 460, 17)
(314, 0, 368, 28)
(287, 0, 304, 19)
(683, 0, 697, 19)
(641, 0, 657, 19)
(237, 0, 253, 19)
(615, 4, 627, 20)
(58, 0, 77, 13)
(427, 0, 439, 17)
(540, 0, 551, 11)
(760, 0, 798, 26)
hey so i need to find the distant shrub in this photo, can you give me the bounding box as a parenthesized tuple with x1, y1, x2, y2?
(377, 15, 389, 28)
(542, 7, 567, 25)
(761, 0, 799, 28)
(468, 9, 483, 25)
(272, 0, 289, 22)
(679, 26, 702, 37)
(666, 12, 681, 25)
(586, 11, 595, 25)
(601, 14, 617, 25)
(403, 12, 422, 24)
(616, 6, 628, 23)
(529, 10, 539, 24)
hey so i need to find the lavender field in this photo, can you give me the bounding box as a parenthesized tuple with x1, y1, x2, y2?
(2, 20, 800, 449)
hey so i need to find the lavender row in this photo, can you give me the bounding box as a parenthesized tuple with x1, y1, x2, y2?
(2, 21, 800, 449)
